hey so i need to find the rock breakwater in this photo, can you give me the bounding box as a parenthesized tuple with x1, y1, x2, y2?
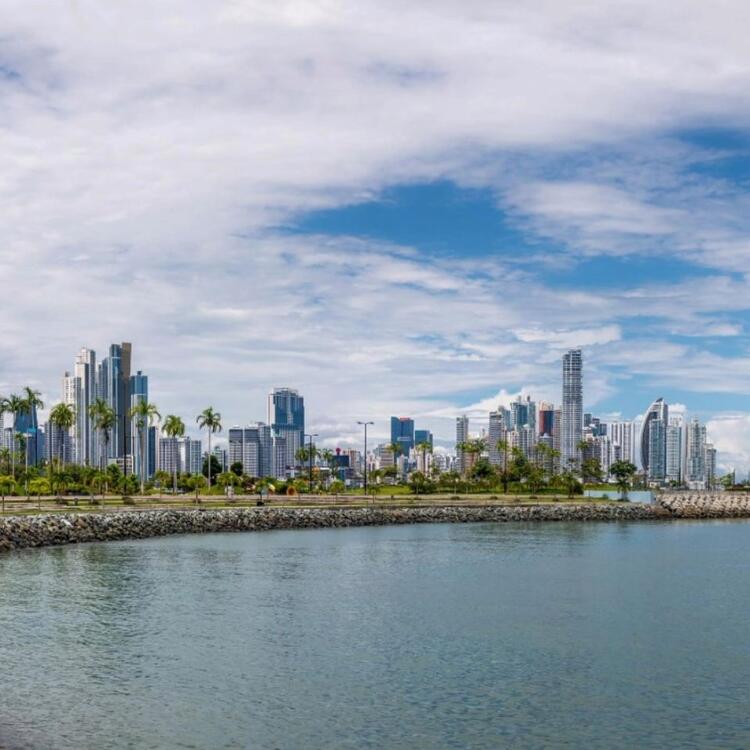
(1, 498, 749, 552)
(0, 503, 671, 553)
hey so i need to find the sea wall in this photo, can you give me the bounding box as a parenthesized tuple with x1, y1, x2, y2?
(1, 498, 749, 553)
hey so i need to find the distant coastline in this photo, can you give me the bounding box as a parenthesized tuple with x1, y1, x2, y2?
(2, 496, 749, 553)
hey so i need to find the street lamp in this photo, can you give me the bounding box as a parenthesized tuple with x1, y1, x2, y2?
(304, 433, 318, 494)
(357, 421, 374, 497)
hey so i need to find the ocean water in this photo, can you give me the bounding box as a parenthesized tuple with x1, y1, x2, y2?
(1, 520, 750, 749)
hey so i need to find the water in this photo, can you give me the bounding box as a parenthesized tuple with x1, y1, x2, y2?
(2, 520, 750, 749)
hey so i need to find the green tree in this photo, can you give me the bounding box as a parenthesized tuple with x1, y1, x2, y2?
(496, 439, 511, 494)
(386, 442, 403, 481)
(49, 402, 76, 467)
(162, 414, 186, 493)
(0, 474, 14, 512)
(196, 407, 222, 489)
(89, 398, 117, 471)
(1, 394, 27, 479)
(188, 473, 207, 501)
(230, 461, 244, 477)
(129, 400, 161, 495)
(581, 457, 603, 485)
(416, 441, 433, 475)
(28, 477, 50, 511)
(202, 455, 223, 483)
(610, 460, 637, 500)
(153, 470, 172, 498)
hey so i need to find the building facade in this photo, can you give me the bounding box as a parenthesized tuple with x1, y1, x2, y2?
(561, 349, 583, 468)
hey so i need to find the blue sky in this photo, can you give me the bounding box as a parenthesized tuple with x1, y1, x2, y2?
(2, 1, 750, 470)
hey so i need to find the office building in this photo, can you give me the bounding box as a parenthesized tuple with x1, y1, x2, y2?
(456, 415, 469, 475)
(414, 429, 433, 448)
(391, 417, 415, 458)
(666, 416, 684, 484)
(640, 398, 668, 481)
(561, 349, 583, 468)
(268, 388, 304, 473)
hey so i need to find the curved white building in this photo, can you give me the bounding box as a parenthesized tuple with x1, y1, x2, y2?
(639, 398, 669, 481)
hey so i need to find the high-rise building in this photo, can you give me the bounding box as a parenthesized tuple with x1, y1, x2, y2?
(640, 398, 668, 481)
(268, 388, 304, 473)
(228, 423, 273, 477)
(180, 437, 203, 475)
(67, 347, 98, 467)
(390, 417, 415, 458)
(561, 349, 583, 468)
(488, 410, 508, 467)
(666, 416, 684, 484)
(705, 443, 717, 488)
(609, 421, 634, 464)
(129, 370, 151, 479)
(686, 418, 707, 488)
(414, 429, 433, 448)
(14, 400, 43, 466)
(456, 415, 469, 475)
(98, 342, 132, 462)
(511, 396, 536, 431)
(158, 435, 181, 475)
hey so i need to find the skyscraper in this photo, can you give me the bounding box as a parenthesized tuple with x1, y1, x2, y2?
(456, 414, 469, 475)
(686, 417, 707, 488)
(609, 421, 634, 464)
(488, 409, 508, 467)
(414, 429, 433, 448)
(98, 342, 132, 462)
(561, 349, 583, 468)
(666, 416, 684, 484)
(228, 423, 273, 477)
(268, 388, 304, 472)
(640, 398, 668, 481)
(390, 417, 415, 458)
(129, 369, 150, 479)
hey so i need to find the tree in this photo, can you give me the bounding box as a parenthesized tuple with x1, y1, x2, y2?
(0, 474, 14, 513)
(230, 461, 244, 477)
(320, 449, 336, 485)
(558, 468, 581, 499)
(21, 388, 44, 484)
(386, 442, 403, 481)
(581, 457, 603, 485)
(89, 398, 117, 472)
(408, 471, 433, 496)
(577, 439, 590, 468)
(188, 473, 207, 501)
(458, 438, 486, 478)
(129, 400, 161, 495)
(28, 477, 50, 511)
(217, 472, 239, 494)
(202, 455, 223, 482)
(610, 460, 637, 500)
(49, 402, 76, 467)
(153, 470, 172, 498)
(416, 441, 433, 474)
(496, 439, 511, 494)
(1, 394, 27, 479)
(196, 407, 222, 489)
(296, 444, 319, 490)
(162, 414, 186, 494)
(523, 463, 546, 495)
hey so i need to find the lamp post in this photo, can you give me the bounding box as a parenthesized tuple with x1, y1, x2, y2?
(357, 421, 374, 498)
(304, 433, 318, 494)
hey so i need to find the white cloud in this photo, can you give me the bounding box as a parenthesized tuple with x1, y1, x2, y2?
(1, 0, 750, 468)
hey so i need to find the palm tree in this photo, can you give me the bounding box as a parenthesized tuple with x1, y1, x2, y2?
(387, 442, 403, 481)
(2, 394, 26, 479)
(49, 402, 76, 468)
(196, 407, 222, 490)
(496, 439, 510, 494)
(129, 401, 161, 495)
(320, 448, 335, 485)
(162, 414, 186, 494)
(416, 441, 433, 474)
(21, 388, 44, 489)
(89, 398, 116, 471)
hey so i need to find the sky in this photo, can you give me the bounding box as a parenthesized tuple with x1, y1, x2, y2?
(2, 1, 750, 472)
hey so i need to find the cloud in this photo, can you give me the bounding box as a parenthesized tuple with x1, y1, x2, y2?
(2, 0, 750, 469)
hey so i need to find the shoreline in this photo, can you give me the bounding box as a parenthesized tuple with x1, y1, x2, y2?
(2, 498, 750, 552)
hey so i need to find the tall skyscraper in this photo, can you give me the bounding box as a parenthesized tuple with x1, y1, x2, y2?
(666, 416, 684, 484)
(561, 349, 583, 468)
(98, 342, 132, 462)
(686, 417, 707, 488)
(456, 414, 469, 475)
(488, 410, 508, 467)
(268, 388, 304, 473)
(609, 421, 634, 464)
(640, 398, 668, 481)
(390, 417, 415, 458)
(129, 369, 150, 479)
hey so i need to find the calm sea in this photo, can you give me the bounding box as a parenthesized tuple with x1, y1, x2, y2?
(1, 520, 750, 749)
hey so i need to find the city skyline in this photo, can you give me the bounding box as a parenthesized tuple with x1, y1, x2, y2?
(0, 340, 733, 483)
